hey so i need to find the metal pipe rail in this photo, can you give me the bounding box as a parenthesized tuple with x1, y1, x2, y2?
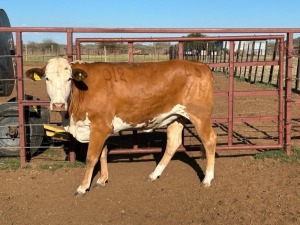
(75, 35, 285, 158)
(0, 27, 298, 166)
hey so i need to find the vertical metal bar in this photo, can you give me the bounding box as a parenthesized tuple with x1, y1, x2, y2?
(228, 41, 235, 146)
(128, 42, 134, 62)
(285, 33, 293, 155)
(66, 28, 73, 62)
(66, 28, 76, 163)
(16, 31, 26, 166)
(75, 41, 81, 60)
(178, 41, 184, 60)
(278, 37, 284, 147)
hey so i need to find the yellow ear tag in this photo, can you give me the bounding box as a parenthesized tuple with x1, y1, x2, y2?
(33, 72, 41, 81)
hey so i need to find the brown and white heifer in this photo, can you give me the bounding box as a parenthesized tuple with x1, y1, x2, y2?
(26, 57, 217, 197)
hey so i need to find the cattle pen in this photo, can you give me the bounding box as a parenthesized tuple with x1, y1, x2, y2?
(0, 27, 300, 166)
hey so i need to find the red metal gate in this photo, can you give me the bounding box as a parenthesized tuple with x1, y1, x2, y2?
(0, 27, 298, 166)
(75, 35, 285, 151)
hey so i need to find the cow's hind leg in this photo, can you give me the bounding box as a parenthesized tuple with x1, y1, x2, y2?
(96, 145, 109, 187)
(148, 120, 184, 181)
(189, 115, 217, 187)
(74, 126, 111, 197)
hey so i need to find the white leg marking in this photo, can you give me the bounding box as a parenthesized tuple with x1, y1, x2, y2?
(202, 170, 214, 187)
(76, 185, 87, 195)
(149, 164, 166, 181)
(96, 177, 108, 187)
(74, 170, 93, 196)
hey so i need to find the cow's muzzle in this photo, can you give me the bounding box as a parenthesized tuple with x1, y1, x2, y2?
(52, 103, 66, 111)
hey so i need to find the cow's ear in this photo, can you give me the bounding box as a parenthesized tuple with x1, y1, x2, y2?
(72, 69, 88, 81)
(25, 68, 45, 81)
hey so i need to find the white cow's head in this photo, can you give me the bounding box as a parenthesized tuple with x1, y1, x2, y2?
(26, 57, 87, 111)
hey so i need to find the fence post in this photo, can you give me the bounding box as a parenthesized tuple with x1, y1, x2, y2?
(16, 31, 26, 167)
(178, 41, 184, 60)
(75, 41, 81, 60)
(228, 41, 235, 146)
(66, 28, 73, 62)
(66, 28, 76, 163)
(278, 37, 284, 147)
(285, 33, 293, 155)
(128, 42, 134, 62)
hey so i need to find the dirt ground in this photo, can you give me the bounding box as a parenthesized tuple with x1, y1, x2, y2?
(0, 70, 300, 225)
(0, 152, 299, 225)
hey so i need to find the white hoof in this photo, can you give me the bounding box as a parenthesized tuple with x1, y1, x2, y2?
(148, 173, 159, 181)
(148, 164, 165, 181)
(96, 178, 108, 187)
(202, 170, 214, 187)
(202, 180, 211, 187)
(74, 186, 87, 197)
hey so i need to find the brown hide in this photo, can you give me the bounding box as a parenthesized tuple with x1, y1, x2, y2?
(69, 59, 214, 131)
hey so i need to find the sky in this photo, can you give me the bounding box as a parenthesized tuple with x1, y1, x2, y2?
(1, 0, 300, 43)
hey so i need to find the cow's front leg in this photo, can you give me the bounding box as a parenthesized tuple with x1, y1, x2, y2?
(96, 145, 109, 187)
(74, 126, 111, 197)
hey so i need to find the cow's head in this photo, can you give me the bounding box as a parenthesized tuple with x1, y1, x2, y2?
(25, 57, 88, 111)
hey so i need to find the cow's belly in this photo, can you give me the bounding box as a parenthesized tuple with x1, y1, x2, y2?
(63, 104, 189, 143)
(112, 104, 190, 133)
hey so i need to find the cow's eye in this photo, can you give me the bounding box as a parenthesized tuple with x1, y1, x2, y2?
(45, 77, 49, 81)
(68, 78, 72, 81)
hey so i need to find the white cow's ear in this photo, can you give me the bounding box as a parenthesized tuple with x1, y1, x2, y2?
(72, 69, 88, 81)
(25, 68, 45, 81)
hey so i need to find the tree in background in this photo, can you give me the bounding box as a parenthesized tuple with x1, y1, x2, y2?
(183, 33, 208, 50)
(41, 39, 59, 54)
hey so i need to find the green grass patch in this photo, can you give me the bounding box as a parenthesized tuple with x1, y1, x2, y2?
(38, 160, 85, 173)
(42, 148, 63, 158)
(0, 157, 21, 170)
(38, 162, 65, 173)
(254, 148, 300, 163)
(0, 155, 85, 172)
(65, 161, 86, 168)
(0, 158, 32, 170)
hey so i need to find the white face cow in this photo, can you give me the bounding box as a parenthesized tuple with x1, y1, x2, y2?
(45, 58, 73, 111)
(26, 57, 73, 111)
